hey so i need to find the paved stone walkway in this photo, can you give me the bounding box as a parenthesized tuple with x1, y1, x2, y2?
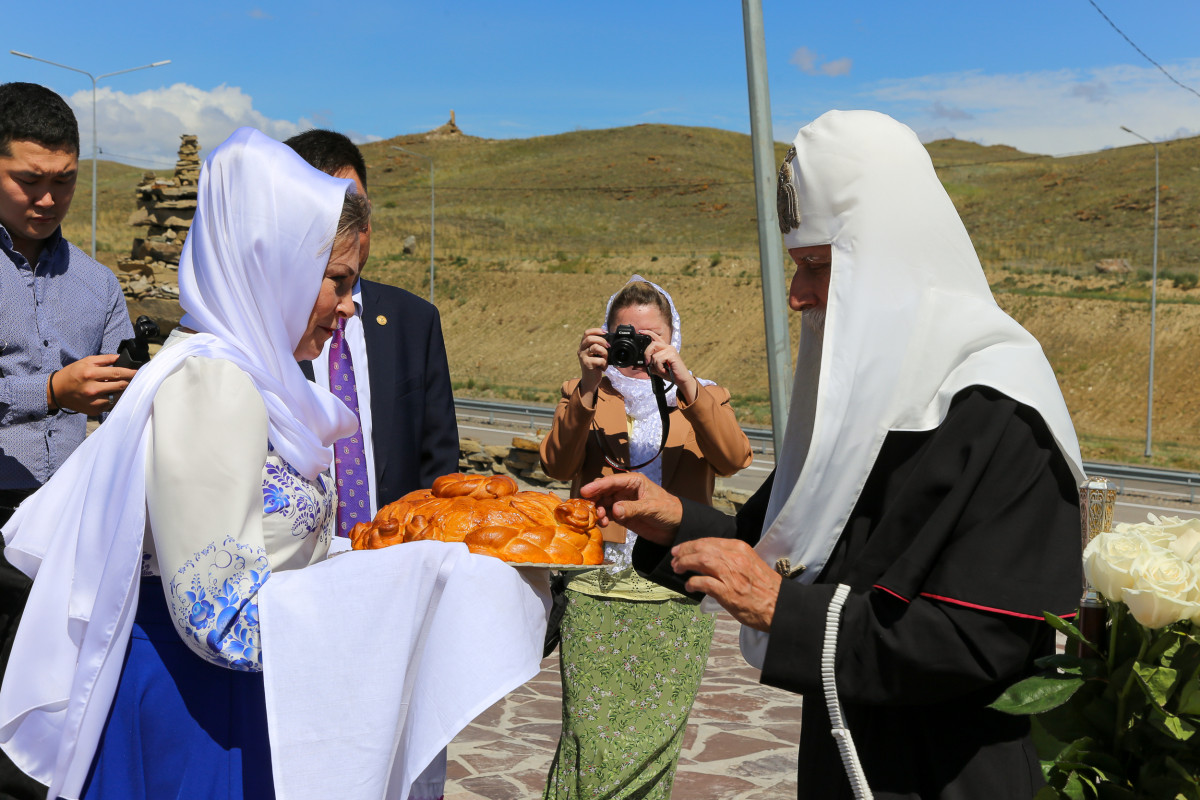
(444, 610, 801, 800)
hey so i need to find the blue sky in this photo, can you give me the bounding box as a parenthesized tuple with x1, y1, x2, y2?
(5, 1, 1199, 167)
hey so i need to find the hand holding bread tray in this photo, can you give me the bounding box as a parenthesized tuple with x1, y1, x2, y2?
(349, 473, 607, 568)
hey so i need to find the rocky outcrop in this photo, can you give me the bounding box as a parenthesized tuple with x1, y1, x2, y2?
(1095, 258, 1133, 274)
(427, 110, 463, 140)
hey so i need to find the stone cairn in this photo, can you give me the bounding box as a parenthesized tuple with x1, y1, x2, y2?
(115, 134, 200, 300)
(456, 433, 750, 513)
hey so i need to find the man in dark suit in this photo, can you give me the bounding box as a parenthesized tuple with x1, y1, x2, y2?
(285, 130, 459, 520)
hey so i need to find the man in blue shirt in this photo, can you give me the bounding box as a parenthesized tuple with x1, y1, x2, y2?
(0, 82, 134, 799)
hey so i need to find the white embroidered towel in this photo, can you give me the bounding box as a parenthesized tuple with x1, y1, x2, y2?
(259, 540, 550, 800)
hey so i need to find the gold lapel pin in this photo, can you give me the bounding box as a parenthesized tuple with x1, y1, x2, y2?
(376, 315, 388, 326)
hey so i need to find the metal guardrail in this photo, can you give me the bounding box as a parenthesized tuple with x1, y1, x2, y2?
(1082, 462, 1200, 503)
(454, 397, 553, 427)
(455, 398, 1200, 500)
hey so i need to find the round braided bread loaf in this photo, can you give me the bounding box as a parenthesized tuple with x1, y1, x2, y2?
(349, 473, 604, 565)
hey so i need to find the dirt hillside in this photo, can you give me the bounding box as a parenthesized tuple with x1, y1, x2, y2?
(372, 257, 1200, 471)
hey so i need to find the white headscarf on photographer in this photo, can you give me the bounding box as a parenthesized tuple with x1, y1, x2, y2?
(600, 275, 713, 488)
(740, 110, 1085, 666)
(0, 127, 359, 798)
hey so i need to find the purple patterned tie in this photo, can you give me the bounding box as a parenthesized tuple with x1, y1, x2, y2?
(329, 317, 370, 535)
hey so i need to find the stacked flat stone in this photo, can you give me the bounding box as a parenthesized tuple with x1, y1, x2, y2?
(116, 134, 199, 301)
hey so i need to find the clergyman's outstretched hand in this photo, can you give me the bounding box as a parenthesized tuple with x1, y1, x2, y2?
(579, 473, 682, 547)
(671, 538, 781, 631)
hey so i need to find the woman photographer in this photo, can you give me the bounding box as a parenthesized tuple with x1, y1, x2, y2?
(540, 276, 752, 800)
(0, 128, 367, 799)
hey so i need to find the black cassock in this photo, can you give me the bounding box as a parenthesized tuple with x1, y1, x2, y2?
(634, 386, 1081, 799)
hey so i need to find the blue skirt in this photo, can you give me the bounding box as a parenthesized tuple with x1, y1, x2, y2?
(82, 578, 274, 800)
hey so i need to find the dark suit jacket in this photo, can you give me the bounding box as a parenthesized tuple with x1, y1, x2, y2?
(304, 279, 460, 507)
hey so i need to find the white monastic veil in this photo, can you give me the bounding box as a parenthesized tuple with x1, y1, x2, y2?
(0, 128, 358, 798)
(740, 110, 1085, 666)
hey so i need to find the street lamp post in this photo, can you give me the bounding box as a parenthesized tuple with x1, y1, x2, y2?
(391, 145, 436, 304)
(10, 50, 170, 259)
(1120, 125, 1160, 459)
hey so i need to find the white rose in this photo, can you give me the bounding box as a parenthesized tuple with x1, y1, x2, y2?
(1170, 528, 1200, 564)
(1113, 520, 1175, 548)
(1121, 549, 1200, 629)
(1084, 531, 1154, 602)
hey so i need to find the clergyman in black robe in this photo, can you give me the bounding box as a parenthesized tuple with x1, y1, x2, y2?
(579, 111, 1086, 800)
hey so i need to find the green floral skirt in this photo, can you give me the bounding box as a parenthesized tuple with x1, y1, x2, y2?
(543, 589, 715, 800)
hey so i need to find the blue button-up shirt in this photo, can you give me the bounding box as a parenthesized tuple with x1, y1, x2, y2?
(0, 224, 133, 490)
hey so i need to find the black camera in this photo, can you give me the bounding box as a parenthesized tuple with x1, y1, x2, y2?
(603, 324, 652, 369)
(114, 315, 161, 370)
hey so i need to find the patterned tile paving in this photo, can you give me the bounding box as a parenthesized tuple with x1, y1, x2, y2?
(445, 610, 802, 799)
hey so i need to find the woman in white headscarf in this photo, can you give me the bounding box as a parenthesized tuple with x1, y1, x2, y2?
(539, 276, 752, 800)
(0, 127, 367, 800)
(580, 111, 1086, 799)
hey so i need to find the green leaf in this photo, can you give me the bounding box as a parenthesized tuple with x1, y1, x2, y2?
(1036, 653, 1107, 680)
(1148, 629, 1185, 665)
(1149, 706, 1197, 742)
(1037, 684, 1110, 745)
(1061, 771, 1090, 800)
(990, 672, 1085, 715)
(1165, 755, 1200, 791)
(1177, 673, 1200, 716)
(1136, 662, 1180, 707)
(1045, 612, 1095, 651)
(1048, 738, 1125, 786)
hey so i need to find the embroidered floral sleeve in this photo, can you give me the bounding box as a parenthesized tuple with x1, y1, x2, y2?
(168, 537, 270, 671)
(146, 357, 274, 671)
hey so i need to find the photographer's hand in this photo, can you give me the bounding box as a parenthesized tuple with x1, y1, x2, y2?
(47, 354, 137, 415)
(642, 333, 699, 404)
(577, 327, 609, 399)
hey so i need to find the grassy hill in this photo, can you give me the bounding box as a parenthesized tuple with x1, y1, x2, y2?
(70, 124, 1200, 469)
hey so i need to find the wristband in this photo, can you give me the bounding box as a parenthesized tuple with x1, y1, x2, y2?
(48, 369, 80, 415)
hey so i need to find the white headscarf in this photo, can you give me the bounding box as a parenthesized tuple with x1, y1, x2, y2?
(0, 127, 359, 798)
(741, 110, 1084, 664)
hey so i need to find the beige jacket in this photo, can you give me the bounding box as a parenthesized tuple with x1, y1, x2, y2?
(539, 377, 753, 539)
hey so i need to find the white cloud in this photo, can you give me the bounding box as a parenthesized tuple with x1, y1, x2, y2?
(1067, 81, 1112, 104)
(67, 83, 316, 168)
(790, 47, 819, 74)
(821, 58, 853, 78)
(248, 8, 273, 19)
(790, 47, 852, 78)
(866, 60, 1200, 154)
(927, 101, 973, 121)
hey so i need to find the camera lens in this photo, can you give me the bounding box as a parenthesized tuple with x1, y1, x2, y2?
(610, 340, 638, 368)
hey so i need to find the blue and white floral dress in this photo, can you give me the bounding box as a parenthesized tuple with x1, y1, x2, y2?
(83, 341, 336, 800)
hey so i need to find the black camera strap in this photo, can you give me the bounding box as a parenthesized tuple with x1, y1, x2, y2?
(593, 374, 672, 472)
